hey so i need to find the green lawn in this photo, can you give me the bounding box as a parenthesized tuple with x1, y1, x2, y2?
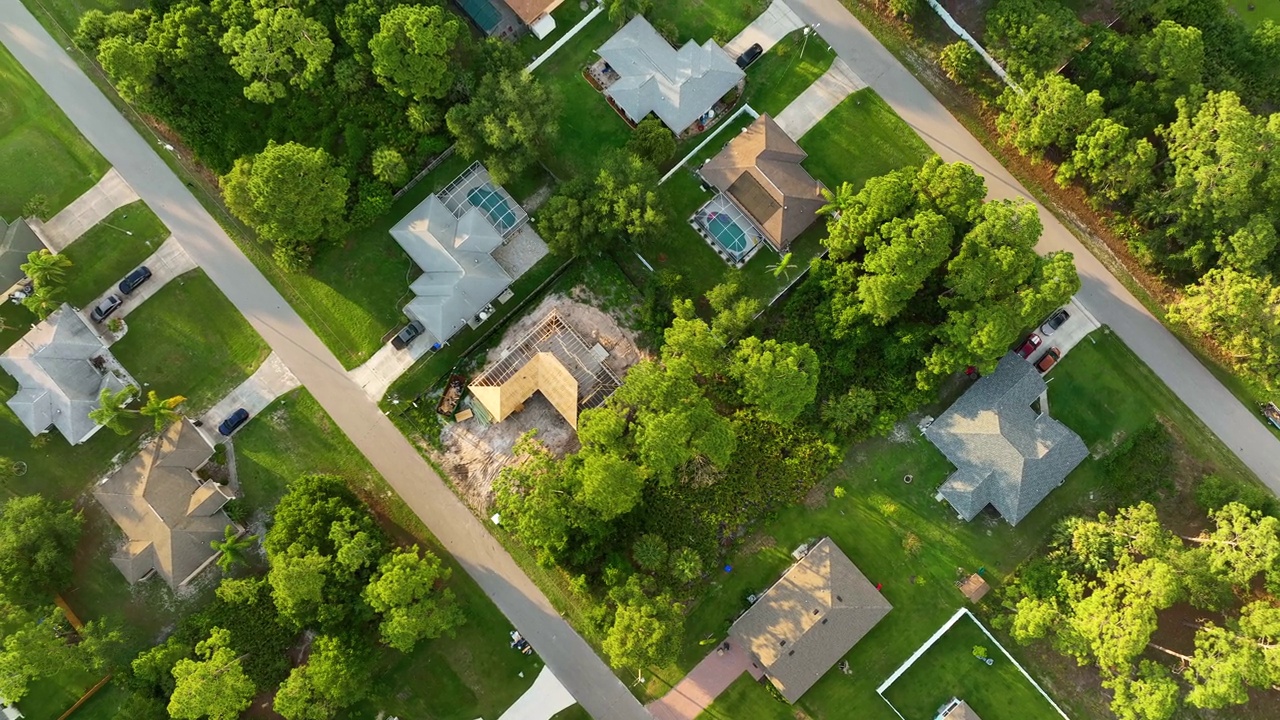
(655, 329, 1259, 718)
(0, 43, 108, 220)
(1227, 0, 1280, 28)
(535, 12, 635, 179)
(648, 0, 770, 43)
(109, 269, 270, 413)
(514, 0, 591, 63)
(882, 615, 1061, 720)
(799, 88, 936, 191)
(233, 387, 542, 719)
(62, 200, 169, 307)
(742, 30, 838, 117)
(700, 676, 794, 720)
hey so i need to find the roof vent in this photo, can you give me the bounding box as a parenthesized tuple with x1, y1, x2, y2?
(836, 595, 843, 602)
(812, 609, 820, 615)
(779, 640, 786, 647)
(788, 650, 795, 656)
(821, 618, 828, 624)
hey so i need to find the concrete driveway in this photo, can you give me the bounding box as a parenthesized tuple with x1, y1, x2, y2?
(647, 642, 759, 720)
(1022, 297, 1101, 369)
(196, 352, 300, 441)
(496, 666, 576, 720)
(774, 57, 865, 139)
(348, 329, 439, 401)
(723, 0, 805, 58)
(78, 235, 197, 334)
(32, 168, 139, 251)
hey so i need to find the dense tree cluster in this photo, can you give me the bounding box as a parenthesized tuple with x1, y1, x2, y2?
(1001, 500, 1280, 719)
(538, 150, 669, 257)
(773, 158, 1078, 439)
(967, 0, 1280, 389)
(77, 0, 559, 269)
(493, 282, 836, 670)
(109, 475, 464, 719)
(0, 495, 82, 604)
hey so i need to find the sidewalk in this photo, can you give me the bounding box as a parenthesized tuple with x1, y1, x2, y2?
(774, 57, 865, 138)
(31, 168, 139, 251)
(723, 0, 806, 59)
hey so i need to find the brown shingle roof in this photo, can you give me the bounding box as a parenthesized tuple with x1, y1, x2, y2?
(503, 0, 562, 24)
(94, 419, 238, 588)
(729, 538, 892, 703)
(699, 114, 827, 251)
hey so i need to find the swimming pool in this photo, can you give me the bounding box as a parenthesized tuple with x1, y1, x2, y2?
(705, 212, 749, 256)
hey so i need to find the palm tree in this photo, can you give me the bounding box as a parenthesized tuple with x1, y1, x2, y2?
(89, 386, 138, 435)
(139, 391, 187, 432)
(21, 284, 63, 320)
(211, 525, 257, 573)
(20, 249, 72, 287)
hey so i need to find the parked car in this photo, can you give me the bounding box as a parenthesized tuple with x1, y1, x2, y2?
(218, 408, 250, 436)
(1035, 348, 1061, 373)
(118, 266, 152, 295)
(736, 43, 763, 68)
(1040, 309, 1070, 335)
(1016, 333, 1042, 359)
(391, 321, 424, 350)
(89, 295, 122, 323)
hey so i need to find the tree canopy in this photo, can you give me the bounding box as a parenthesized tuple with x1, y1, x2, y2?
(0, 495, 82, 603)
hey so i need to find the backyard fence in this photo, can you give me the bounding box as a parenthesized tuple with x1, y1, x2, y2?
(394, 144, 458, 201)
(525, 1, 605, 73)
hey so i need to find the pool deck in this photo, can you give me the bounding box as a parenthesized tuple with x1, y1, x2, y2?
(690, 193, 769, 267)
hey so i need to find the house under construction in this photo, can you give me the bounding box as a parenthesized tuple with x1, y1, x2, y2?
(468, 311, 620, 428)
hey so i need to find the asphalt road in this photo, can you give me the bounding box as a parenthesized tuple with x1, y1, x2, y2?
(0, 3, 650, 718)
(790, 0, 1280, 490)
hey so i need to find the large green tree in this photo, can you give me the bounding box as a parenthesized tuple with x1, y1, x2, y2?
(221, 8, 333, 103)
(602, 577, 683, 671)
(368, 4, 461, 101)
(729, 337, 820, 423)
(0, 604, 77, 703)
(167, 627, 255, 720)
(997, 73, 1105, 158)
(446, 69, 560, 184)
(1167, 268, 1280, 389)
(221, 141, 350, 269)
(1056, 119, 1157, 206)
(363, 547, 465, 653)
(273, 635, 373, 719)
(0, 495, 83, 603)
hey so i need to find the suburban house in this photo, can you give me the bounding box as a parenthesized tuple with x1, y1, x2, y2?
(696, 113, 826, 261)
(468, 311, 620, 428)
(594, 15, 744, 134)
(94, 418, 240, 589)
(455, 0, 562, 39)
(937, 698, 982, 720)
(729, 537, 892, 703)
(923, 353, 1089, 526)
(390, 163, 533, 349)
(0, 216, 43, 290)
(0, 304, 136, 444)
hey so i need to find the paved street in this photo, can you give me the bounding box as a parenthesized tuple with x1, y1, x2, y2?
(0, 3, 649, 719)
(789, 0, 1280, 489)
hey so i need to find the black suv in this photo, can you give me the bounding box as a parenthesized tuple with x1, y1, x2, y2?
(218, 408, 250, 436)
(118, 266, 152, 295)
(391, 322, 424, 350)
(90, 295, 123, 323)
(736, 43, 763, 69)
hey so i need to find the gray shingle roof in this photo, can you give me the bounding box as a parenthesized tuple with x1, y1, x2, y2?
(94, 419, 236, 588)
(597, 15, 744, 133)
(924, 353, 1088, 526)
(0, 305, 131, 444)
(0, 216, 45, 289)
(729, 538, 892, 703)
(391, 196, 513, 345)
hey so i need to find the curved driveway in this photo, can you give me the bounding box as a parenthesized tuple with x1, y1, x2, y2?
(0, 2, 649, 718)
(789, 0, 1280, 489)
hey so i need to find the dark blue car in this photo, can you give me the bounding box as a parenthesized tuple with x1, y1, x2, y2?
(218, 408, 250, 436)
(118, 266, 152, 295)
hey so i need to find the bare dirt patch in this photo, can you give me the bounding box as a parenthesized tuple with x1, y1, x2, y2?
(432, 292, 645, 511)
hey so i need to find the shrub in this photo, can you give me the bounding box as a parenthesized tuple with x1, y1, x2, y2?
(1103, 423, 1174, 505)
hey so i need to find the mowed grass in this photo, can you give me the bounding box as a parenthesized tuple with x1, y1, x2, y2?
(1227, 0, 1280, 29)
(799, 88, 936, 191)
(232, 387, 541, 719)
(110, 269, 270, 413)
(0, 43, 108, 219)
(535, 11, 634, 179)
(669, 329, 1259, 719)
(882, 616, 1061, 720)
(742, 30, 838, 117)
(62, 200, 169, 307)
(649, 0, 770, 43)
